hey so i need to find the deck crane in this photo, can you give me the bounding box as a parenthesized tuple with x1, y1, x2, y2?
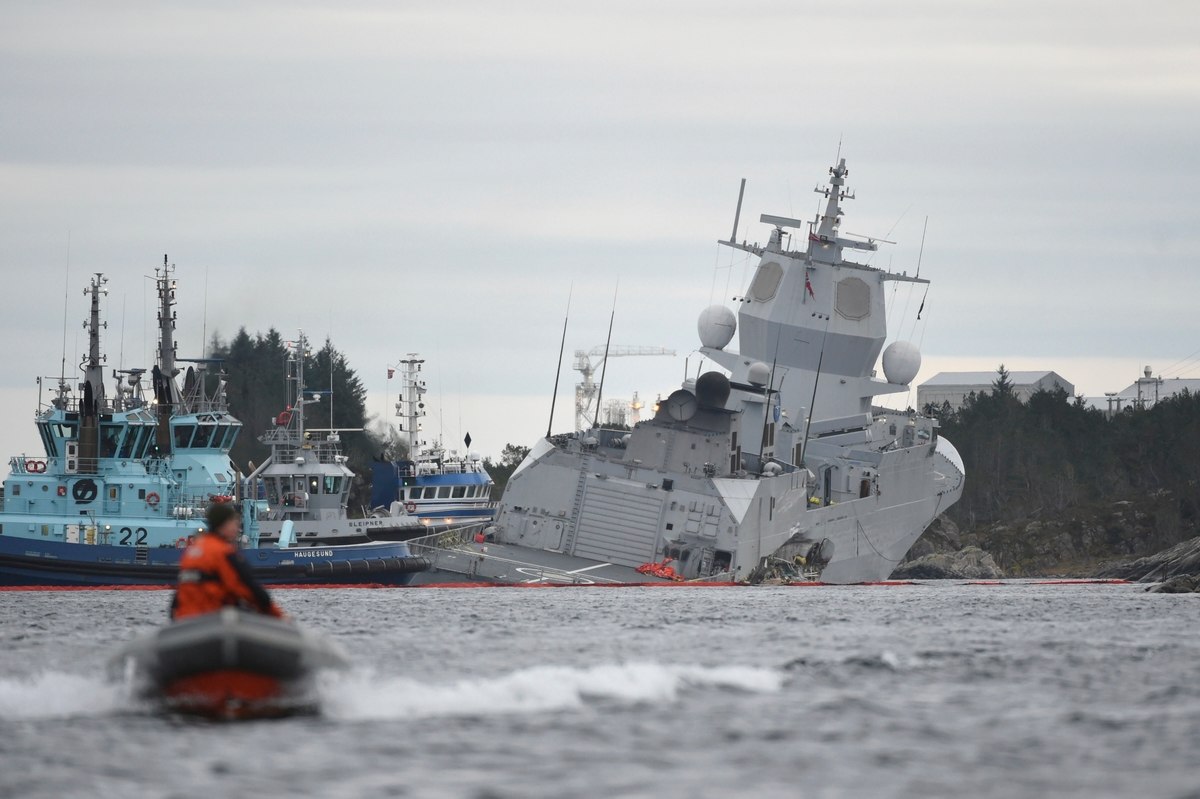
(573, 345, 676, 431)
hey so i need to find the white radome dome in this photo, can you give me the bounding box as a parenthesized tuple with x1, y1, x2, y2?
(697, 305, 737, 350)
(882, 341, 921, 386)
(746, 361, 771, 386)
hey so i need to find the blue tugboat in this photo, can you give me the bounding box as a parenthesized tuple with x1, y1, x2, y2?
(0, 261, 428, 587)
(368, 355, 495, 532)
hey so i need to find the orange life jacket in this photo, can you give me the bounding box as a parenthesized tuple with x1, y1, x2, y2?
(170, 532, 283, 620)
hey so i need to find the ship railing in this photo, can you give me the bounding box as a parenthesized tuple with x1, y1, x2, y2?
(143, 457, 171, 476)
(73, 457, 100, 474)
(405, 524, 480, 554)
(407, 462, 483, 477)
(8, 455, 39, 475)
(262, 440, 346, 465)
(167, 492, 233, 522)
(182, 397, 230, 415)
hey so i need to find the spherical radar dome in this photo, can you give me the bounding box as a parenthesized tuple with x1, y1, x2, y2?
(882, 341, 922, 386)
(697, 305, 736, 350)
(746, 361, 771, 387)
(695, 371, 732, 409)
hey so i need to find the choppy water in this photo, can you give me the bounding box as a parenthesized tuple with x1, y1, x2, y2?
(1, 583, 1198, 798)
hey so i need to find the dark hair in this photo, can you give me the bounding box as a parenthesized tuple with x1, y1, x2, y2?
(205, 502, 240, 533)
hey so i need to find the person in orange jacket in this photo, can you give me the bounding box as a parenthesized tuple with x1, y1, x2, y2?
(170, 502, 284, 620)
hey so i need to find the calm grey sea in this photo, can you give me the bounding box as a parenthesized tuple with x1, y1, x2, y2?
(0, 583, 1197, 799)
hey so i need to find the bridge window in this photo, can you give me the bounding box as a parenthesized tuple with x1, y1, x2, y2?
(323, 476, 342, 495)
(100, 424, 123, 458)
(37, 423, 57, 457)
(173, 425, 195, 449)
(195, 425, 217, 448)
(117, 427, 138, 459)
(452, 486, 466, 499)
(52, 422, 77, 440)
(134, 428, 154, 458)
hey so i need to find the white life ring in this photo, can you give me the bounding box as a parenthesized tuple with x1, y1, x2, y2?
(404, 501, 417, 514)
(25, 459, 45, 473)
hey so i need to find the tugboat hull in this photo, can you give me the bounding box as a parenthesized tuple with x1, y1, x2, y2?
(0, 535, 429, 587)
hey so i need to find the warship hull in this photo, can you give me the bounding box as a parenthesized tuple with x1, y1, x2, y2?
(424, 434, 964, 586)
(0, 535, 429, 587)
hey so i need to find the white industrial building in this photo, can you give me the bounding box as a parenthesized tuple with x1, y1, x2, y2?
(1087, 366, 1200, 414)
(917, 370, 1075, 412)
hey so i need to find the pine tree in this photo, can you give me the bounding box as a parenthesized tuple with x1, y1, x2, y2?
(993, 364, 1014, 397)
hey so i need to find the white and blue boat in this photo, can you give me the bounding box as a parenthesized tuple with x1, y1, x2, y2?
(0, 262, 429, 587)
(250, 332, 430, 546)
(369, 356, 495, 530)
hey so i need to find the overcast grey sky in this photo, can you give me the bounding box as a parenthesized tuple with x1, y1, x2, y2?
(2, 0, 1197, 460)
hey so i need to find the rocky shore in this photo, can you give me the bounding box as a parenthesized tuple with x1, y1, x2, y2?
(892, 502, 1200, 589)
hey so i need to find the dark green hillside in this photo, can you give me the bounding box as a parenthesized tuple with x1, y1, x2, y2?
(929, 367, 1200, 575)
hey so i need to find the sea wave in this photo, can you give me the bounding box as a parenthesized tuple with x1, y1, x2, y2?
(319, 662, 782, 721)
(0, 672, 128, 721)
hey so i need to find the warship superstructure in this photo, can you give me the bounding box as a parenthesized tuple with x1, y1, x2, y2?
(0, 262, 428, 586)
(457, 159, 964, 584)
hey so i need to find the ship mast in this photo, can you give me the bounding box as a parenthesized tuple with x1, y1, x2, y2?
(285, 332, 311, 439)
(82, 273, 108, 411)
(152, 257, 181, 452)
(396, 355, 426, 460)
(77, 273, 108, 471)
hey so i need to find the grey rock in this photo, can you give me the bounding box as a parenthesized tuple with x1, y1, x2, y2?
(1098, 535, 1200, 581)
(903, 514, 962, 560)
(891, 546, 1004, 580)
(1147, 574, 1199, 594)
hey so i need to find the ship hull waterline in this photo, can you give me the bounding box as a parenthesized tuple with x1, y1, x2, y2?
(0, 535, 429, 587)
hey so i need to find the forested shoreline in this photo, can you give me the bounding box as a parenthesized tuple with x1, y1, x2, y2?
(927, 367, 1200, 575)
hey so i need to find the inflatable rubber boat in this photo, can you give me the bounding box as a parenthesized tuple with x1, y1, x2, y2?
(109, 608, 348, 719)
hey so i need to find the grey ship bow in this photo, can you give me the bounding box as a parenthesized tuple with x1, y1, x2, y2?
(486, 159, 965, 584)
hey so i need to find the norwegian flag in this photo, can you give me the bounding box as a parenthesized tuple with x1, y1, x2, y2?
(805, 271, 816, 300)
(387, 368, 395, 379)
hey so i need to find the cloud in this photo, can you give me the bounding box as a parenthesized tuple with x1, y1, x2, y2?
(1, 0, 1197, 460)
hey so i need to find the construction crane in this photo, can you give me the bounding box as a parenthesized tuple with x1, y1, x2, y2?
(573, 345, 676, 431)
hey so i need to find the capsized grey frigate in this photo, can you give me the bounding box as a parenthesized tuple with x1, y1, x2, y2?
(419, 159, 964, 584)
